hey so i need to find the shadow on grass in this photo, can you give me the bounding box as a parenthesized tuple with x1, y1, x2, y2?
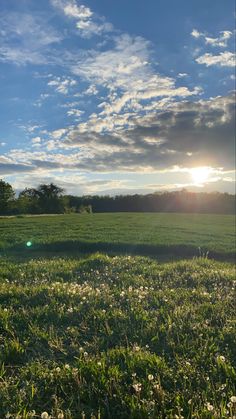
(3, 240, 235, 262)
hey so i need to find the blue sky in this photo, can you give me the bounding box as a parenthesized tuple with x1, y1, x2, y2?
(0, 0, 235, 195)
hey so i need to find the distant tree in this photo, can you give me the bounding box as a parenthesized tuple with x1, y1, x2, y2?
(18, 188, 40, 214)
(0, 179, 15, 215)
(37, 183, 64, 213)
(78, 204, 93, 214)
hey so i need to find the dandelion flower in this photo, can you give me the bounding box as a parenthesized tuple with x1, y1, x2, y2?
(230, 396, 236, 403)
(132, 383, 142, 393)
(206, 403, 214, 411)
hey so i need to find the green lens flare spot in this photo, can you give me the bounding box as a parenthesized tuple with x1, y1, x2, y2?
(26, 241, 32, 247)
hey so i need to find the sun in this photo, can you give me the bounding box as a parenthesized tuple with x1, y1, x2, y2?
(191, 167, 210, 185)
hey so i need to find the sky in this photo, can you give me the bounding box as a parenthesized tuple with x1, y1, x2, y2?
(0, 0, 235, 195)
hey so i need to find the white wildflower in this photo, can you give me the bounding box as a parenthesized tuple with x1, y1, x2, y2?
(206, 402, 214, 411)
(132, 383, 142, 393)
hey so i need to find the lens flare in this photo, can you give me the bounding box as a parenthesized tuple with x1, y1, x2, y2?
(26, 241, 32, 247)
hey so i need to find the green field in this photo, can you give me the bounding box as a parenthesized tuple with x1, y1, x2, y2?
(0, 213, 235, 259)
(0, 214, 235, 418)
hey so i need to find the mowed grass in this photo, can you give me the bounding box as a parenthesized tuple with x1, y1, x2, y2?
(0, 213, 235, 259)
(0, 214, 235, 417)
(0, 254, 235, 418)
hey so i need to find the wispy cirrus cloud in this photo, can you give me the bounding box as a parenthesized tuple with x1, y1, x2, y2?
(191, 29, 233, 47)
(0, 12, 62, 65)
(50, 0, 113, 38)
(71, 34, 202, 121)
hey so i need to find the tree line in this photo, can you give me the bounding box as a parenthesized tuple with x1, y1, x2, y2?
(0, 179, 235, 215)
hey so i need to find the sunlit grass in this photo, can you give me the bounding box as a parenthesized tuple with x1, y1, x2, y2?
(0, 254, 235, 418)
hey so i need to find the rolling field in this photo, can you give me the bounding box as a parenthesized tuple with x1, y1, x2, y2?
(0, 214, 235, 418)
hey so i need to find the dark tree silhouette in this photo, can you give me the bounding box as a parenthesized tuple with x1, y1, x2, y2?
(37, 183, 64, 213)
(1, 179, 235, 215)
(0, 179, 15, 214)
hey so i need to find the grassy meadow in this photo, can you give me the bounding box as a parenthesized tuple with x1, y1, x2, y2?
(0, 213, 235, 418)
(0, 213, 235, 258)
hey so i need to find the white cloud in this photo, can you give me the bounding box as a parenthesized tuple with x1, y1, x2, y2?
(50, 128, 68, 139)
(32, 137, 41, 144)
(51, 0, 113, 38)
(196, 51, 235, 67)
(191, 29, 202, 39)
(205, 31, 233, 47)
(0, 12, 62, 65)
(67, 109, 84, 118)
(191, 28, 233, 48)
(64, 3, 92, 19)
(71, 34, 201, 125)
(177, 73, 188, 78)
(48, 76, 77, 94)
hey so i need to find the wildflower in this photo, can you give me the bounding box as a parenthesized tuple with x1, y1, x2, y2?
(97, 361, 102, 366)
(58, 413, 64, 419)
(84, 351, 88, 357)
(131, 373, 137, 378)
(230, 396, 236, 403)
(41, 413, 49, 419)
(132, 383, 142, 393)
(206, 402, 214, 411)
(148, 374, 154, 381)
(133, 345, 140, 352)
(64, 364, 70, 370)
(55, 367, 61, 373)
(218, 355, 226, 362)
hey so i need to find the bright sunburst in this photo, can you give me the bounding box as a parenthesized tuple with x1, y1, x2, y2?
(191, 167, 211, 185)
